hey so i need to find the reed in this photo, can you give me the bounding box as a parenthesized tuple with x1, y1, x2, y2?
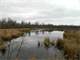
(43, 37, 55, 49)
(56, 30, 80, 60)
(0, 28, 31, 41)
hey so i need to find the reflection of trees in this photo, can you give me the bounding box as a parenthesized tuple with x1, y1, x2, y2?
(15, 34, 25, 60)
(42, 31, 44, 34)
(1, 48, 6, 55)
(35, 31, 39, 35)
(0, 39, 6, 56)
(38, 41, 40, 48)
(27, 32, 31, 36)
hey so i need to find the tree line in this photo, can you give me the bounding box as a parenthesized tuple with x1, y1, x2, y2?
(0, 18, 80, 30)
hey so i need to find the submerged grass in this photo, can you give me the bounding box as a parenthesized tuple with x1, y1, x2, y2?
(43, 37, 55, 49)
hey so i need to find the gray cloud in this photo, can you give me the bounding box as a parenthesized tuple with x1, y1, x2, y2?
(0, 0, 80, 25)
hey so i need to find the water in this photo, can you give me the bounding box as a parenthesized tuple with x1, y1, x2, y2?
(0, 31, 65, 60)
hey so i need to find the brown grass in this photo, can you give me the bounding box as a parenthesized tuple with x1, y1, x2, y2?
(56, 30, 80, 60)
(0, 28, 31, 41)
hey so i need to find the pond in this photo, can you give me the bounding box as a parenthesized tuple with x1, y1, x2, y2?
(0, 31, 65, 60)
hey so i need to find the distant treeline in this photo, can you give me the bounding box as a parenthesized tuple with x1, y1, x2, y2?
(0, 18, 80, 30)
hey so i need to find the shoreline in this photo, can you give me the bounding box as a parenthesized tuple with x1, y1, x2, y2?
(0, 28, 31, 41)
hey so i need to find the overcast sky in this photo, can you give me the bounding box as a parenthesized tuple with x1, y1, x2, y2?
(0, 0, 80, 25)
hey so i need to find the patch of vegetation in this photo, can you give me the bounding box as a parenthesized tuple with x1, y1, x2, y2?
(0, 28, 31, 41)
(56, 31, 80, 60)
(0, 17, 80, 31)
(43, 37, 55, 49)
(56, 39, 64, 50)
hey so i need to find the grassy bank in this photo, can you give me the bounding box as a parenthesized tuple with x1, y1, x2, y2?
(0, 28, 31, 41)
(56, 30, 80, 60)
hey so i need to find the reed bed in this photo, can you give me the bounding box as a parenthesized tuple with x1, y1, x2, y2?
(0, 28, 31, 51)
(0, 28, 31, 41)
(56, 30, 80, 60)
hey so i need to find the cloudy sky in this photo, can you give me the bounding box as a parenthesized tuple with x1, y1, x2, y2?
(0, 0, 80, 25)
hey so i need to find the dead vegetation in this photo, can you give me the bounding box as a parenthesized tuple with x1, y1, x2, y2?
(0, 28, 31, 41)
(56, 30, 80, 60)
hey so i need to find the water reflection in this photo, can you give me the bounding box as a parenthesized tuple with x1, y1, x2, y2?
(0, 41, 7, 56)
(0, 31, 64, 60)
(0, 48, 6, 56)
(35, 31, 39, 35)
(27, 32, 31, 36)
(38, 41, 40, 48)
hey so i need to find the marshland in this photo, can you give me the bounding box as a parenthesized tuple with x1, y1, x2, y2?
(0, 18, 80, 60)
(1, 0, 80, 60)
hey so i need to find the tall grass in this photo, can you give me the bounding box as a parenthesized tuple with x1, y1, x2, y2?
(43, 37, 55, 49)
(0, 28, 31, 41)
(56, 30, 80, 60)
(56, 39, 64, 50)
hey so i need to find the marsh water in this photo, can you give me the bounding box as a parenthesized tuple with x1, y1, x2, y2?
(0, 31, 64, 60)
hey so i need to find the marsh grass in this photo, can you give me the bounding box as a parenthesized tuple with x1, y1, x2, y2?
(56, 39, 64, 50)
(0, 28, 31, 41)
(0, 28, 31, 59)
(56, 30, 80, 60)
(43, 37, 55, 49)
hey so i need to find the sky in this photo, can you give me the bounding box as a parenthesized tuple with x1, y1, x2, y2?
(0, 0, 80, 25)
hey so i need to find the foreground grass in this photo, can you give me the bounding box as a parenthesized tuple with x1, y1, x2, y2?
(0, 28, 31, 49)
(56, 30, 80, 60)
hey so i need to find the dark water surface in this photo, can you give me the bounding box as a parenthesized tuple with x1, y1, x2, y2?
(0, 31, 65, 60)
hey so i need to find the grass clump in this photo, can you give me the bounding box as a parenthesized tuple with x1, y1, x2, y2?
(56, 39, 64, 50)
(43, 37, 55, 49)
